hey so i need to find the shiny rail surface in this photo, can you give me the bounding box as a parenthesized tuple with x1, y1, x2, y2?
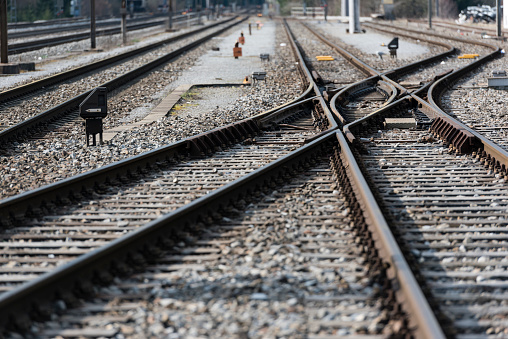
(0, 17, 245, 147)
(31, 152, 408, 338)
(0, 18, 446, 338)
(0, 17, 236, 105)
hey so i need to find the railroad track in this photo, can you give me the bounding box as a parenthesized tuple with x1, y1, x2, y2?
(8, 20, 166, 55)
(0, 104, 327, 293)
(329, 19, 508, 336)
(407, 18, 506, 39)
(0, 18, 444, 338)
(0, 17, 242, 145)
(0, 16, 236, 104)
(346, 100, 508, 337)
(1, 16, 508, 337)
(30, 152, 409, 338)
(7, 13, 208, 55)
(8, 15, 165, 39)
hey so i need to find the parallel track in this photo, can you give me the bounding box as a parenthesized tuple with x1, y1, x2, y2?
(358, 126, 508, 337)
(31, 154, 408, 338)
(0, 114, 320, 293)
(7, 13, 207, 55)
(0, 17, 243, 146)
(2, 15, 506, 337)
(0, 19, 445, 338)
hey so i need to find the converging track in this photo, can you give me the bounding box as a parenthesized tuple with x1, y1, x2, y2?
(1, 15, 508, 338)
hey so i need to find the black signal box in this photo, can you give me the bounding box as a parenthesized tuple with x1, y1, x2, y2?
(80, 87, 108, 119)
(79, 87, 108, 146)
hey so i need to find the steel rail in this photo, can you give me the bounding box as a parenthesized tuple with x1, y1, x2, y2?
(0, 16, 338, 224)
(283, 21, 445, 335)
(333, 126, 446, 339)
(8, 13, 213, 54)
(342, 85, 508, 175)
(341, 87, 508, 337)
(0, 16, 237, 105)
(416, 22, 506, 169)
(0, 130, 337, 332)
(298, 20, 446, 124)
(7, 13, 192, 31)
(329, 76, 398, 125)
(7, 16, 86, 30)
(407, 18, 507, 38)
(0, 19, 337, 326)
(0, 92, 336, 225)
(427, 46, 500, 109)
(300, 21, 379, 77)
(328, 20, 496, 126)
(0, 17, 445, 337)
(7, 14, 179, 39)
(0, 17, 245, 147)
(290, 21, 400, 126)
(8, 20, 167, 54)
(369, 20, 500, 51)
(9, 18, 165, 40)
(283, 19, 319, 95)
(361, 22, 456, 81)
(0, 15, 323, 225)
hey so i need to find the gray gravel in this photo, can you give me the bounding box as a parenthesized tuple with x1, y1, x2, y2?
(0, 19, 303, 200)
(308, 20, 446, 73)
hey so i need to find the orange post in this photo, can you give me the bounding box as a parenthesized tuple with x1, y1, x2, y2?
(233, 47, 242, 58)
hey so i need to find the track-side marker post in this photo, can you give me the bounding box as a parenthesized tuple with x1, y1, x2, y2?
(80, 87, 108, 146)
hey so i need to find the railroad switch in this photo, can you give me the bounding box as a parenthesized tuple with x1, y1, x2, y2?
(79, 87, 108, 146)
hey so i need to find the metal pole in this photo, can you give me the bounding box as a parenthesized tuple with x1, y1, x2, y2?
(348, 0, 360, 33)
(497, 0, 501, 37)
(90, 0, 96, 49)
(121, 0, 127, 44)
(428, 0, 432, 29)
(435, 0, 439, 17)
(168, 0, 173, 29)
(341, 0, 348, 17)
(0, 0, 7, 64)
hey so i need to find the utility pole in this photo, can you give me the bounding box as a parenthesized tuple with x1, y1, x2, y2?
(496, 0, 501, 37)
(168, 0, 173, 30)
(341, 0, 348, 17)
(10, 0, 16, 23)
(0, 0, 7, 64)
(121, 0, 127, 44)
(348, 0, 360, 33)
(90, 0, 96, 49)
(428, 0, 432, 29)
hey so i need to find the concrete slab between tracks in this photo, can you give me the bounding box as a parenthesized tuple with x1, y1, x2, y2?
(308, 20, 429, 59)
(169, 18, 275, 85)
(103, 83, 244, 142)
(104, 18, 277, 142)
(102, 83, 192, 142)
